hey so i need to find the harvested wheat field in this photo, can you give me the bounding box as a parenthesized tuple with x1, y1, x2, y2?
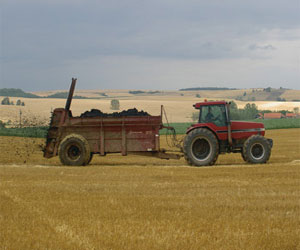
(1, 94, 300, 125)
(0, 129, 300, 250)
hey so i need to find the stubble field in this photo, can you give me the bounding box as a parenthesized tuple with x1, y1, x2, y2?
(0, 128, 300, 249)
(1, 91, 300, 125)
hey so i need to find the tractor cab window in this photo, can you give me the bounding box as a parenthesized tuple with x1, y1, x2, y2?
(199, 105, 226, 127)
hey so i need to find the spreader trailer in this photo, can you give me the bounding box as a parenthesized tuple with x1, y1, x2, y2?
(43, 78, 273, 166)
(43, 78, 180, 166)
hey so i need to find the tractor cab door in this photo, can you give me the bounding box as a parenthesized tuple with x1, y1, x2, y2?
(199, 105, 227, 127)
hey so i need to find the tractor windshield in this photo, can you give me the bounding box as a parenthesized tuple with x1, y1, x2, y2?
(199, 105, 226, 127)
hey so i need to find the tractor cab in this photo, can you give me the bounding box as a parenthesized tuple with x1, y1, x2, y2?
(195, 101, 228, 127)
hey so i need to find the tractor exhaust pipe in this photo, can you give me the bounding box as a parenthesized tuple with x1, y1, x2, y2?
(226, 103, 233, 148)
(65, 78, 77, 111)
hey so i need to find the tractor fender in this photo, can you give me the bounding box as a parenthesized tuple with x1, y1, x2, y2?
(186, 125, 220, 141)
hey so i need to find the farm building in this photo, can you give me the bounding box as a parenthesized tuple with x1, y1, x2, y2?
(263, 113, 285, 119)
(285, 113, 298, 118)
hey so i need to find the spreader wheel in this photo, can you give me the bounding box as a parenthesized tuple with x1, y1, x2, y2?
(183, 128, 219, 166)
(242, 135, 271, 164)
(58, 134, 91, 166)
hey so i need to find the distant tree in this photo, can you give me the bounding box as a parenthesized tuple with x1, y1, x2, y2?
(252, 89, 255, 93)
(230, 101, 238, 110)
(195, 94, 201, 98)
(21, 102, 25, 106)
(1, 97, 10, 105)
(129, 91, 145, 95)
(264, 87, 271, 92)
(251, 97, 256, 101)
(229, 101, 240, 120)
(276, 97, 286, 102)
(110, 99, 120, 110)
(294, 107, 299, 114)
(180, 93, 184, 96)
(16, 99, 22, 106)
(243, 92, 247, 96)
(244, 103, 258, 119)
(0, 120, 5, 128)
(191, 112, 199, 122)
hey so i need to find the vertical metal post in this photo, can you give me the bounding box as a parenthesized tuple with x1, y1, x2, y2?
(19, 110, 22, 128)
(226, 103, 233, 147)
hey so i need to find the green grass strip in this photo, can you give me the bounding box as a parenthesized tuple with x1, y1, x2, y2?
(0, 126, 48, 138)
(160, 118, 300, 135)
(0, 118, 299, 138)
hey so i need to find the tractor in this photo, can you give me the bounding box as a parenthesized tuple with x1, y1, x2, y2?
(182, 100, 273, 166)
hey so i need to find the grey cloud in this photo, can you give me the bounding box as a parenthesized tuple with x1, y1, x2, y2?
(249, 44, 276, 51)
(1, 0, 300, 90)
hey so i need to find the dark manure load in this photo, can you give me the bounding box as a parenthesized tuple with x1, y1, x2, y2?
(80, 108, 150, 118)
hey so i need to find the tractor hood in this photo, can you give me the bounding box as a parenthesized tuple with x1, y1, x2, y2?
(231, 121, 265, 135)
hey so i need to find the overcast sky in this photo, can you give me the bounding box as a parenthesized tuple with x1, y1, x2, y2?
(1, 0, 299, 91)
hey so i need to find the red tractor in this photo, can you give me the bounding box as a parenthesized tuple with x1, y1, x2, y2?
(182, 100, 273, 166)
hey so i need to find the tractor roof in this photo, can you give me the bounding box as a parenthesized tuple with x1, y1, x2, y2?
(193, 100, 227, 109)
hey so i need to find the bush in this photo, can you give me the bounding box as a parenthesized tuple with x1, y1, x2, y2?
(191, 112, 199, 122)
(195, 94, 201, 98)
(276, 97, 286, 102)
(1, 97, 11, 105)
(129, 91, 145, 95)
(0, 120, 6, 128)
(110, 99, 120, 110)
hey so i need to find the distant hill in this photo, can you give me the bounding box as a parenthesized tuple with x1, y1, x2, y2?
(129, 90, 161, 95)
(45, 92, 88, 99)
(179, 87, 238, 91)
(0, 88, 40, 98)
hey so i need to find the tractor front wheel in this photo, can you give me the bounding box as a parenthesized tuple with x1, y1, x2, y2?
(183, 128, 219, 166)
(242, 135, 271, 164)
(59, 134, 91, 166)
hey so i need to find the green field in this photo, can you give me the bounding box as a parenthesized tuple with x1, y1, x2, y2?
(0, 126, 48, 138)
(0, 118, 299, 138)
(161, 118, 300, 135)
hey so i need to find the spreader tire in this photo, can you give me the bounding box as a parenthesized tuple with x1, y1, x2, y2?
(59, 134, 91, 166)
(183, 128, 219, 166)
(242, 135, 271, 164)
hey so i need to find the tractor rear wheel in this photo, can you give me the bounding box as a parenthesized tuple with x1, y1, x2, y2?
(183, 128, 219, 166)
(59, 134, 91, 166)
(242, 135, 271, 164)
